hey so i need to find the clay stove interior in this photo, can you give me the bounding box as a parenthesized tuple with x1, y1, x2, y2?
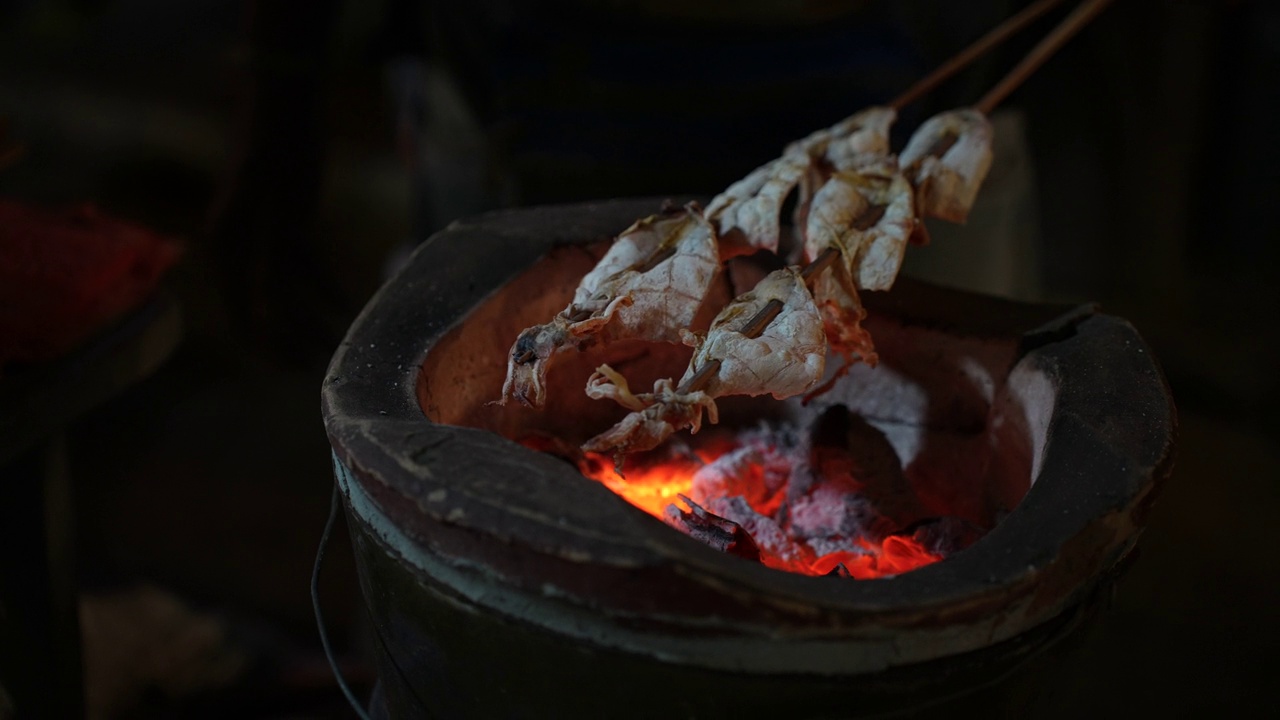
(417, 243, 1042, 539)
(324, 200, 1173, 718)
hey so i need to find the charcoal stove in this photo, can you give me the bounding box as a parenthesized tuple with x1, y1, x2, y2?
(321, 199, 1175, 718)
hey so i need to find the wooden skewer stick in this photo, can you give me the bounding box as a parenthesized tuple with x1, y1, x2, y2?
(677, 0, 1116, 398)
(889, 0, 1069, 110)
(975, 0, 1117, 114)
(676, 358, 722, 395)
(542, 4, 1079, 379)
(595, 0, 1068, 376)
(641, 2, 1119, 408)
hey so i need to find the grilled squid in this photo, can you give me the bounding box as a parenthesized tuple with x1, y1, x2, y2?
(504, 104, 997, 424)
(500, 203, 719, 407)
(899, 109, 993, 224)
(705, 154, 809, 258)
(708, 107, 897, 257)
(792, 106, 898, 230)
(804, 158, 920, 293)
(583, 267, 826, 458)
(581, 371, 718, 459)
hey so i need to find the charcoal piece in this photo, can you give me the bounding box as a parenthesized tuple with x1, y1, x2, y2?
(824, 562, 853, 578)
(663, 496, 761, 562)
(690, 424, 806, 513)
(808, 404, 854, 449)
(804, 407, 925, 534)
(906, 516, 986, 556)
(706, 495, 806, 566)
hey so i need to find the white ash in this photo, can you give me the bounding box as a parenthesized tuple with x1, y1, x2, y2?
(789, 485, 883, 540)
(689, 423, 807, 506)
(805, 536, 866, 559)
(665, 416, 976, 568)
(706, 495, 803, 566)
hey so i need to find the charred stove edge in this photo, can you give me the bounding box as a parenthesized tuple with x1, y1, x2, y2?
(322, 198, 1177, 674)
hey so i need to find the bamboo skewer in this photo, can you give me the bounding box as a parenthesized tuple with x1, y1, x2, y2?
(890, 0, 1069, 110)
(976, 0, 1117, 113)
(674, 0, 1114, 399)
(566, 1, 1078, 378)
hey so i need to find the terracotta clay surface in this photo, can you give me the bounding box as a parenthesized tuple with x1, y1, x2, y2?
(322, 200, 1175, 718)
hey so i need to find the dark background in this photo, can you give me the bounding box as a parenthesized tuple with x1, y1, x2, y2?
(1, 0, 1276, 717)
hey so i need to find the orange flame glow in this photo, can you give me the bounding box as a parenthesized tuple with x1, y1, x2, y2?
(579, 453, 701, 518)
(578, 448, 942, 580)
(808, 536, 941, 579)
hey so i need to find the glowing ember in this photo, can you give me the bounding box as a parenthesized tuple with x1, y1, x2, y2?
(578, 451, 702, 518)
(569, 417, 954, 580)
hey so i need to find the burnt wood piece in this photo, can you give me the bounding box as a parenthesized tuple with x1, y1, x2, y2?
(322, 199, 1176, 719)
(664, 495, 763, 562)
(825, 562, 853, 579)
(904, 516, 988, 556)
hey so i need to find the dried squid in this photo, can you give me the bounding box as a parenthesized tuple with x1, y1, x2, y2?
(898, 109, 994, 224)
(490, 0, 1123, 466)
(805, 159, 919, 293)
(790, 106, 898, 231)
(792, 111, 915, 367)
(707, 107, 897, 257)
(583, 267, 826, 458)
(499, 203, 719, 407)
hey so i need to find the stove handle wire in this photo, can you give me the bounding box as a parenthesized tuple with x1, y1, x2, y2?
(313, 481, 375, 720)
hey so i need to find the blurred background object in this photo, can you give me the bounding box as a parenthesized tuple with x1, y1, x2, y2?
(0, 0, 1276, 716)
(0, 201, 180, 368)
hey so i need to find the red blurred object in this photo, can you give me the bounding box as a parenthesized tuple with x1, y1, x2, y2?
(0, 200, 180, 369)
